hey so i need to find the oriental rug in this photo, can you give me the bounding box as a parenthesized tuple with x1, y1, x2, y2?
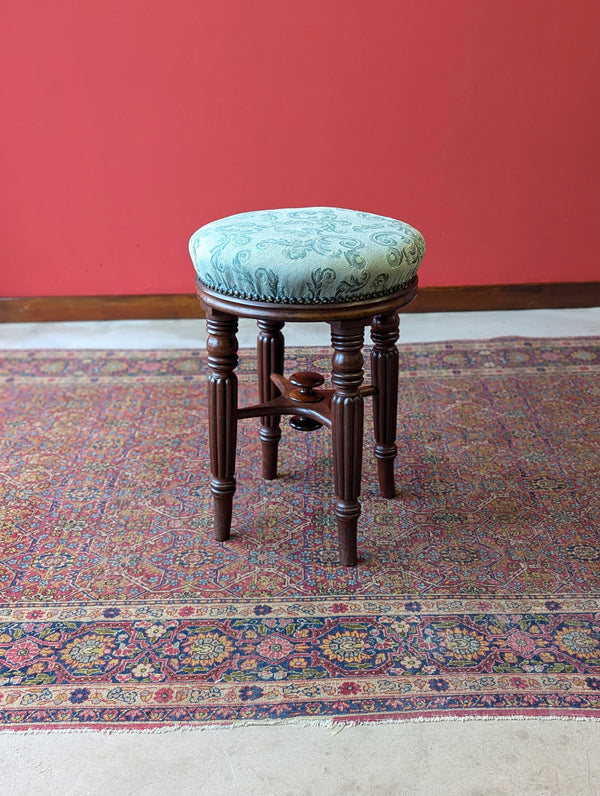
(0, 337, 599, 730)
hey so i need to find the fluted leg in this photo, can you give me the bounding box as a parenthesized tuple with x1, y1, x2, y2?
(206, 308, 239, 541)
(370, 312, 400, 498)
(331, 319, 365, 567)
(257, 320, 285, 480)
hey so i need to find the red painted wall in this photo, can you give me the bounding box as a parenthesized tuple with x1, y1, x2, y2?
(1, 0, 599, 297)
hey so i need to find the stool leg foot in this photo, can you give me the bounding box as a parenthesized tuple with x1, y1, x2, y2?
(336, 503, 360, 567)
(206, 308, 239, 542)
(371, 312, 399, 498)
(331, 320, 365, 567)
(213, 489, 235, 541)
(257, 320, 284, 480)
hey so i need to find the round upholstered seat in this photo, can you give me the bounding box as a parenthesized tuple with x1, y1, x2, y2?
(189, 207, 425, 305)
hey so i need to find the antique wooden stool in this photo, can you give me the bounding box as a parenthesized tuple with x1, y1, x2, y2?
(189, 207, 426, 566)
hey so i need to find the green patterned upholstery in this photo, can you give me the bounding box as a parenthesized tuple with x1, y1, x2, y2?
(189, 207, 425, 305)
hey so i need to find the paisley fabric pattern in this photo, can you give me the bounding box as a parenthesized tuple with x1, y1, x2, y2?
(189, 207, 425, 304)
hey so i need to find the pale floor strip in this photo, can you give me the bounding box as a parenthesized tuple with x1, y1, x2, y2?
(0, 308, 599, 796)
(1, 307, 599, 349)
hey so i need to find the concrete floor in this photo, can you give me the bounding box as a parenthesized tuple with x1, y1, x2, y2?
(1, 307, 599, 796)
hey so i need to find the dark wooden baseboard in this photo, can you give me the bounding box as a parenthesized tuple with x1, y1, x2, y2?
(405, 282, 600, 313)
(1, 283, 599, 323)
(0, 294, 203, 323)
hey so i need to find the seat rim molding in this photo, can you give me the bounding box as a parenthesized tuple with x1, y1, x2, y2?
(196, 277, 418, 322)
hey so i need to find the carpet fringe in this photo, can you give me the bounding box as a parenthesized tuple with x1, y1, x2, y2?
(2, 713, 600, 736)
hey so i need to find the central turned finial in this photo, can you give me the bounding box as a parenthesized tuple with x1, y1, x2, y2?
(287, 371, 325, 432)
(289, 371, 325, 403)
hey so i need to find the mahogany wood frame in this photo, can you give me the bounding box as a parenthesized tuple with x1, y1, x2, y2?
(200, 279, 418, 567)
(2, 282, 599, 323)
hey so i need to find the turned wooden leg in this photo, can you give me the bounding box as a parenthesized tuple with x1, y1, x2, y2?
(331, 319, 365, 567)
(205, 308, 239, 541)
(257, 319, 284, 480)
(370, 312, 400, 498)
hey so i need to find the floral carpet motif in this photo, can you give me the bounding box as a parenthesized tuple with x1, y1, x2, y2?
(0, 338, 599, 729)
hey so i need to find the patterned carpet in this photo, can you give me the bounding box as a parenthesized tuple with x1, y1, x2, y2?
(0, 338, 599, 729)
